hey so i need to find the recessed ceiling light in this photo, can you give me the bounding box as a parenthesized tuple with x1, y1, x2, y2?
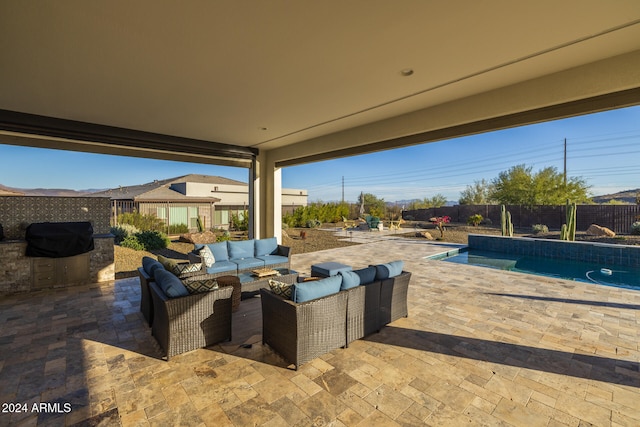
(401, 68, 414, 76)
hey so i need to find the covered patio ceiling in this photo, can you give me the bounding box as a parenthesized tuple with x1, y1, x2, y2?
(1, 2, 640, 159)
(1, 2, 640, 237)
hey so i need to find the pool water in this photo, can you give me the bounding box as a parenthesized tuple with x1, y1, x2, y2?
(435, 249, 640, 291)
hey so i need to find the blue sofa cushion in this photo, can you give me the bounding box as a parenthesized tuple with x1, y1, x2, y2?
(257, 255, 289, 266)
(234, 258, 264, 271)
(292, 275, 342, 303)
(372, 260, 404, 280)
(338, 270, 360, 290)
(353, 267, 376, 285)
(195, 242, 229, 262)
(142, 256, 164, 278)
(205, 260, 238, 275)
(228, 239, 255, 260)
(255, 237, 278, 256)
(154, 269, 189, 298)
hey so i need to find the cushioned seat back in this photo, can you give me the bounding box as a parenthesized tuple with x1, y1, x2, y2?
(228, 239, 255, 260)
(255, 237, 278, 256)
(194, 242, 229, 262)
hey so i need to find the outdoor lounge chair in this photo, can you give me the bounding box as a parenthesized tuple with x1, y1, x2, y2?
(149, 282, 233, 360)
(379, 271, 411, 325)
(260, 287, 348, 370)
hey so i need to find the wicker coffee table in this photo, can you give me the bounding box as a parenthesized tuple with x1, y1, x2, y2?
(238, 268, 298, 294)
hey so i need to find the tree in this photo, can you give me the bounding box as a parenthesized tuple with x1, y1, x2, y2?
(459, 179, 493, 205)
(407, 194, 448, 210)
(358, 193, 386, 217)
(489, 164, 590, 206)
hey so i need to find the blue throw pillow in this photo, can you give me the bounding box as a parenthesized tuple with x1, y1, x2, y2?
(292, 275, 341, 303)
(228, 239, 255, 259)
(338, 270, 360, 290)
(353, 267, 376, 285)
(372, 260, 404, 280)
(255, 237, 278, 256)
(155, 269, 189, 298)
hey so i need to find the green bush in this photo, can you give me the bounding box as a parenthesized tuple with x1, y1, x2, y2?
(120, 230, 170, 251)
(306, 219, 321, 228)
(120, 235, 146, 251)
(136, 230, 170, 250)
(217, 230, 231, 242)
(631, 221, 640, 235)
(467, 214, 483, 227)
(283, 202, 350, 228)
(110, 224, 139, 244)
(168, 223, 189, 234)
(532, 224, 549, 234)
(231, 210, 249, 231)
(117, 210, 165, 232)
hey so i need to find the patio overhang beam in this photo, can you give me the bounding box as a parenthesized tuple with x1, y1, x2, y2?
(275, 86, 640, 168)
(0, 109, 258, 168)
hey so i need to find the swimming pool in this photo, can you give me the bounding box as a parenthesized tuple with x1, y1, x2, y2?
(433, 248, 640, 290)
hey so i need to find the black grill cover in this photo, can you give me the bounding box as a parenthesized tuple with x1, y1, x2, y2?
(25, 222, 94, 258)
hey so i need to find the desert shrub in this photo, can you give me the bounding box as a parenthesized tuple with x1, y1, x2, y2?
(117, 210, 165, 232)
(110, 224, 139, 244)
(168, 223, 189, 234)
(217, 230, 231, 242)
(532, 224, 549, 234)
(282, 202, 350, 227)
(121, 230, 170, 251)
(306, 219, 321, 228)
(467, 214, 483, 226)
(631, 221, 640, 235)
(480, 218, 492, 225)
(136, 230, 170, 250)
(120, 235, 145, 251)
(231, 210, 249, 231)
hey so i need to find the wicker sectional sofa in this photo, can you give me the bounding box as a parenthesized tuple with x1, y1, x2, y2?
(261, 262, 411, 370)
(188, 237, 291, 278)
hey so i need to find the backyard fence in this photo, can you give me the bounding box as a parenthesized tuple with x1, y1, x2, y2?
(402, 204, 640, 234)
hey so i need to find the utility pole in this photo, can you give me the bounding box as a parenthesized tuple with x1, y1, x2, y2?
(563, 138, 567, 186)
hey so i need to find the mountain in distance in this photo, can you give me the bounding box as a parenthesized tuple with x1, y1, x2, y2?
(592, 188, 639, 204)
(0, 184, 105, 197)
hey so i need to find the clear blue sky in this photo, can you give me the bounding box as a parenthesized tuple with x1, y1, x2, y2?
(1, 105, 639, 203)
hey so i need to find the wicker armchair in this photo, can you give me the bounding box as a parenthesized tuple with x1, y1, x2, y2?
(137, 267, 154, 326)
(149, 282, 233, 360)
(137, 263, 206, 327)
(260, 288, 348, 370)
(379, 271, 411, 326)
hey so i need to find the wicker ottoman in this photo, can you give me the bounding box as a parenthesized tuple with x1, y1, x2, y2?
(216, 275, 242, 312)
(311, 262, 352, 278)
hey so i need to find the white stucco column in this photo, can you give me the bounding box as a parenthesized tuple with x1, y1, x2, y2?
(252, 151, 282, 242)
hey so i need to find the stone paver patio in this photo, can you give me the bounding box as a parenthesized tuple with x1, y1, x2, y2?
(1, 235, 638, 426)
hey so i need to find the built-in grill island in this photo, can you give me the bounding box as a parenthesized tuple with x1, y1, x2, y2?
(0, 196, 115, 294)
(25, 221, 94, 289)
